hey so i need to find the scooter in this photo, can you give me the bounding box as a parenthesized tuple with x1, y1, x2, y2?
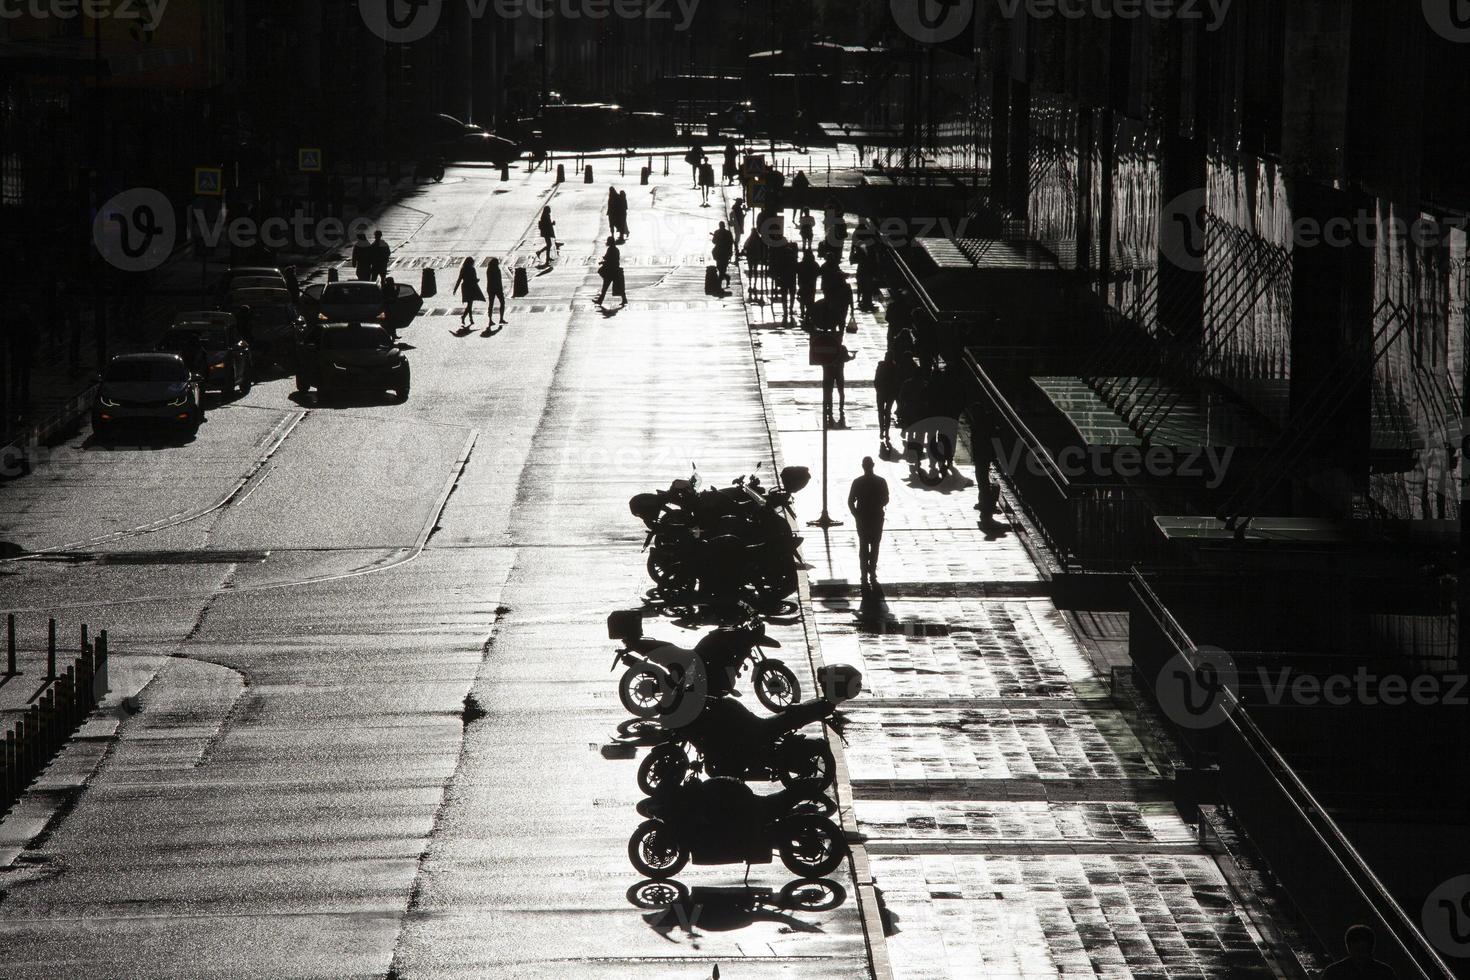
(627, 777, 847, 880)
(607, 609, 801, 720)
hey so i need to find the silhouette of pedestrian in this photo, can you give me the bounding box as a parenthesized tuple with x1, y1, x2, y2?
(685, 143, 704, 188)
(797, 249, 819, 321)
(790, 170, 810, 220)
(711, 221, 735, 287)
(283, 265, 300, 304)
(847, 456, 889, 588)
(370, 231, 391, 281)
(453, 257, 485, 328)
(486, 257, 507, 324)
(723, 140, 738, 185)
(596, 237, 625, 306)
(821, 339, 856, 427)
(730, 198, 747, 239)
(616, 189, 630, 240)
(1320, 925, 1395, 980)
(966, 400, 1001, 529)
(769, 235, 798, 325)
(799, 208, 815, 251)
(351, 233, 373, 281)
(534, 207, 558, 264)
(855, 240, 879, 311)
(699, 159, 716, 207)
(875, 351, 902, 452)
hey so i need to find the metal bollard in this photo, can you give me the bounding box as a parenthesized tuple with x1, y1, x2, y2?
(47, 618, 56, 681)
(500, 162, 510, 181)
(584, 164, 593, 184)
(327, 266, 339, 283)
(663, 155, 670, 177)
(6, 613, 14, 676)
(640, 166, 650, 185)
(556, 164, 565, 183)
(81, 623, 89, 655)
(96, 631, 109, 695)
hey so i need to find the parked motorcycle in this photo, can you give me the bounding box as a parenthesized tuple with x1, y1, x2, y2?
(636, 694, 839, 796)
(627, 777, 848, 880)
(607, 609, 801, 720)
(631, 464, 810, 610)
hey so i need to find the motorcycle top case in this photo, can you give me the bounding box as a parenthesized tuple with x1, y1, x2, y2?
(607, 609, 643, 641)
(780, 466, 811, 494)
(817, 663, 863, 703)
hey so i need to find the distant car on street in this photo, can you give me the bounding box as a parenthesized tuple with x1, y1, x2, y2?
(214, 266, 287, 304)
(155, 312, 253, 396)
(300, 280, 423, 333)
(224, 287, 304, 367)
(92, 353, 205, 438)
(295, 322, 410, 403)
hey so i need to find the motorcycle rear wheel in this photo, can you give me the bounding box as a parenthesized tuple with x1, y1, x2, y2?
(779, 739, 836, 791)
(619, 665, 676, 718)
(753, 660, 801, 713)
(637, 744, 690, 796)
(777, 814, 846, 878)
(629, 819, 689, 879)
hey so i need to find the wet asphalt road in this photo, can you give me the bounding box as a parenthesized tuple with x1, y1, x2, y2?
(0, 167, 868, 977)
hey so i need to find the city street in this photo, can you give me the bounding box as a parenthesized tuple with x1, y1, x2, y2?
(0, 165, 868, 977)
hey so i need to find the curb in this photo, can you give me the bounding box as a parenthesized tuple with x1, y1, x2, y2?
(734, 224, 894, 979)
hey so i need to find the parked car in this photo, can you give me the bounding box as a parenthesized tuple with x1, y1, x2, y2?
(155, 312, 252, 395)
(300, 280, 423, 333)
(214, 266, 287, 304)
(223, 287, 304, 367)
(295, 322, 410, 402)
(91, 353, 204, 438)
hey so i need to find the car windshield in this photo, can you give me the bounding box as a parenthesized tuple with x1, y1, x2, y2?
(324, 283, 381, 304)
(164, 328, 229, 348)
(107, 359, 187, 383)
(321, 326, 390, 350)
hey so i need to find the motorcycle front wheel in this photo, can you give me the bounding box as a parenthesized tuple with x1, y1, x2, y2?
(777, 814, 846, 878)
(637, 744, 690, 796)
(753, 660, 801, 713)
(629, 819, 689, 879)
(778, 738, 836, 791)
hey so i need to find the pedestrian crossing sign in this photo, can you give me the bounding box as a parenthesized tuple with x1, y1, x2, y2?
(194, 167, 223, 196)
(299, 148, 323, 173)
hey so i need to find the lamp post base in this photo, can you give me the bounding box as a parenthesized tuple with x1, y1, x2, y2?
(807, 511, 844, 529)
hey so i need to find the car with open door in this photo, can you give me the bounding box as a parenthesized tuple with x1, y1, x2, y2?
(295, 322, 410, 403)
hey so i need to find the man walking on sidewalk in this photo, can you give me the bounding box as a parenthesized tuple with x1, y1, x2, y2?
(848, 456, 889, 588)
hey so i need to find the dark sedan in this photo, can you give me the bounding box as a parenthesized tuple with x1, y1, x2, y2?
(295, 322, 411, 402)
(155, 313, 253, 395)
(92, 353, 204, 438)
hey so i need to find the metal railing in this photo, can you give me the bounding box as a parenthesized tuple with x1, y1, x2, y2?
(1128, 574, 1458, 980)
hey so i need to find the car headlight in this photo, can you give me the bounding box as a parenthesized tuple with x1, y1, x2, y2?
(210, 361, 226, 371)
(169, 395, 190, 406)
(375, 311, 387, 321)
(319, 313, 329, 321)
(100, 397, 119, 407)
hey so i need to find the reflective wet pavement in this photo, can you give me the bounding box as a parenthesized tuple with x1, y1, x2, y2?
(0, 156, 1283, 978)
(750, 266, 1285, 977)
